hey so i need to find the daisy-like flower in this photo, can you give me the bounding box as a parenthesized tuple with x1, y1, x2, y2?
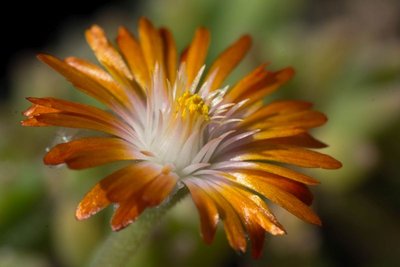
(22, 18, 341, 258)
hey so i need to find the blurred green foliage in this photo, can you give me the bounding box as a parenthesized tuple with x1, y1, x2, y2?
(1, 0, 399, 266)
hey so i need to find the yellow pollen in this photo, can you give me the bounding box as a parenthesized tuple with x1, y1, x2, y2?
(176, 91, 209, 120)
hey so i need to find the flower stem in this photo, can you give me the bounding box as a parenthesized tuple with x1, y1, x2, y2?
(88, 187, 188, 267)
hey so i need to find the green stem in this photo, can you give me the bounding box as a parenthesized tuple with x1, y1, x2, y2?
(88, 188, 188, 267)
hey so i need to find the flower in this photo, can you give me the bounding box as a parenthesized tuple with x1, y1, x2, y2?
(22, 17, 341, 258)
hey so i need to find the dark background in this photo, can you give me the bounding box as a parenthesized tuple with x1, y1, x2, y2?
(0, 0, 129, 101)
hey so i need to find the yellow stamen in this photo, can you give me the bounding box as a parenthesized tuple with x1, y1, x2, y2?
(176, 91, 209, 120)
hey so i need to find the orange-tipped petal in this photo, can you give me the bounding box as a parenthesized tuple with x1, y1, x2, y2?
(44, 137, 143, 169)
(185, 27, 210, 86)
(206, 35, 252, 91)
(22, 97, 130, 137)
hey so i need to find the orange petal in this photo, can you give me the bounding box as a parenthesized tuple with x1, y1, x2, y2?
(265, 133, 328, 148)
(140, 172, 178, 206)
(206, 35, 252, 91)
(111, 168, 178, 231)
(76, 183, 111, 220)
(214, 178, 285, 234)
(202, 180, 247, 253)
(185, 27, 210, 86)
(117, 26, 150, 89)
(102, 162, 162, 202)
(239, 67, 294, 106)
(225, 64, 270, 103)
(85, 25, 134, 86)
(215, 182, 284, 258)
(239, 100, 313, 128)
(216, 161, 319, 185)
(160, 27, 177, 84)
(253, 128, 306, 140)
(238, 171, 314, 205)
(111, 198, 146, 231)
(254, 110, 327, 130)
(22, 97, 131, 137)
(234, 147, 342, 169)
(44, 137, 143, 169)
(27, 112, 123, 136)
(232, 173, 321, 225)
(24, 97, 121, 123)
(38, 54, 121, 107)
(184, 179, 219, 244)
(227, 67, 294, 107)
(247, 221, 266, 259)
(65, 56, 141, 108)
(76, 162, 162, 222)
(22, 103, 59, 117)
(138, 17, 164, 75)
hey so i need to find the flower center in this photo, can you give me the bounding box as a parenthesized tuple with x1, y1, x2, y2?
(176, 91, 209, 121)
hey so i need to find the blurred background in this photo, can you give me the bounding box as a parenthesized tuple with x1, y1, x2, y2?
(1, 0, 399, 266)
